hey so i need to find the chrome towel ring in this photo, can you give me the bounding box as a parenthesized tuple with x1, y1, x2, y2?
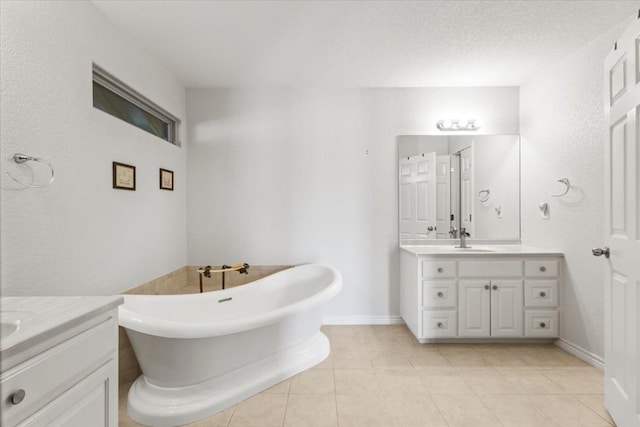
(477, 189, 490, 202)
(6, 153, 55, 188)
(549, 178, 571, 197)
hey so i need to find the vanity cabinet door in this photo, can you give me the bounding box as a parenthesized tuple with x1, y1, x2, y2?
(458, 280, 491, 337)
(459, 279, 523, 338)
(490, 280, 524, 337)
(17, 361, 117, 427)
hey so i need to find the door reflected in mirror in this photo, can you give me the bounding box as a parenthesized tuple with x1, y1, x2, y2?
(398, 135, 520, 242)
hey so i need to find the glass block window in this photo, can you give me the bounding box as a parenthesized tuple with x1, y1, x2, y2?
(92, 65, 179, 145)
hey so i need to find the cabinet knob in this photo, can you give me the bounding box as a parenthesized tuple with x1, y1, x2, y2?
(437, 267, 444, 273)
(436, 322, 443, 328)
(492, 285, 498, 290)
(539, 266, 546, 272)
(437, 291, 444, 298)
(539, 291, 546, 297)
(540, 322, 546, 328)
(484, 284, 490, 290)
(11, 389, 25, 405)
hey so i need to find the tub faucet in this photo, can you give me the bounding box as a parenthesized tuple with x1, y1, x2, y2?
(456, 228, 471, 248)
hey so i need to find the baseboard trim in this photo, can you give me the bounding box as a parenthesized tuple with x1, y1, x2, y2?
(323, 315, 404, 325)
(555, 338, 604, 370)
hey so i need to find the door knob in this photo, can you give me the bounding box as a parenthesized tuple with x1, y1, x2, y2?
(592, 247, 610, 258)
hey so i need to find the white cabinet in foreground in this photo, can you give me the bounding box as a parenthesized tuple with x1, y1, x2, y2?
(0, 297, 122, 427)
(400, 247, 562, 342)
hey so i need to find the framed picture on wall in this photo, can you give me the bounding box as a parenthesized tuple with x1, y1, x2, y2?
(160, 168, 174, 191)
(112, 161, 136, 190)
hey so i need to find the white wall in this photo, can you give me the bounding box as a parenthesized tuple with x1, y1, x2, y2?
(520, 21, 628, 360)
(0, 1, 187, 296)
(187, 87, 518, 321)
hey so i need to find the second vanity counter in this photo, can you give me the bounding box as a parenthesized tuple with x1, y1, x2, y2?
(400, 244, 563, 343)
(0, 296, 123, 427)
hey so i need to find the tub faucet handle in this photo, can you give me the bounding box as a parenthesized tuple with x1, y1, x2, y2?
(238, 263, 250, 274)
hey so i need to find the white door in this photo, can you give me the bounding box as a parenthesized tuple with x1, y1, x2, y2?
(490, 280, 524, 338)
(450, 154, 461, 232)
(458, 280, 490, 337)
(436, 155, 452, 238)
(415, 153, 437, 239)
(460, 147, 474, 236)
(399, 153, 437, 240)
(399, 156, 415, 240)
(603, 14, 640, 427)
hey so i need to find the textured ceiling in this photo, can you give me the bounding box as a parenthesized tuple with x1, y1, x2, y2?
(92, 1, 638, 88)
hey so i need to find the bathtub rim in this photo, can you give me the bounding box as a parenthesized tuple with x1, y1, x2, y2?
(118, 263, 342, 339)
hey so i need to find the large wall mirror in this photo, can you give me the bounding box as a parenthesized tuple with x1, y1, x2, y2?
(398, 135, 520, 242)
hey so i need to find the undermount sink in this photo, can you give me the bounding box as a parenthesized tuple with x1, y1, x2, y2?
(1, 321, 19, 339)
(451, 247, 496, 253)
(0, 310, 35, 340)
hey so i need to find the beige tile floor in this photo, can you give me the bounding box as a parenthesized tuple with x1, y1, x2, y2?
(119, 325, 615, 427)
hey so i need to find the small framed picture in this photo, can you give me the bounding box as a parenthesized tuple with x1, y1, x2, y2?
(160, 168, 174, 191)
(112, 162, 136, 190)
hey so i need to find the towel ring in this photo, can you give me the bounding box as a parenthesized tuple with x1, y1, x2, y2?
(549, 178, 571, 197)
(477, 189, 490, 203)
(6, 153, 55, 188)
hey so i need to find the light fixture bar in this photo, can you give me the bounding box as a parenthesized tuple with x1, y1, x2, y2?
(436, 119, 480, 131)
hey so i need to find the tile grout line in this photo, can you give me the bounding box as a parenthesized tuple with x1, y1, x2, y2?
(332, 363, 340, 427)
(573, 395, 616, 426)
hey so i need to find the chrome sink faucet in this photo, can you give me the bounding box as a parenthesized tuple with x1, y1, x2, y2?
(456, 227, 471, 248)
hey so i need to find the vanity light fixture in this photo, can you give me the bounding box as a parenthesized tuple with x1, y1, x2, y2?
(436, 119, 481, 131)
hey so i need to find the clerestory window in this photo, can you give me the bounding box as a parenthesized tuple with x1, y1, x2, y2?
(92, 64, 180, 145)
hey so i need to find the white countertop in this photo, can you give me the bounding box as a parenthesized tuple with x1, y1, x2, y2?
(400, 244, 564, 257)
(0, 296, 123, 367)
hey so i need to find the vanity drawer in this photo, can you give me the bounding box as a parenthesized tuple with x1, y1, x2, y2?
(422, 261, 456, 278)
(422, 311, 457, 338)
(422, 280, 457, 309)
(0, 318, 116, 425)
(458, 260, 522, 278)
(524, 260, 559, 278)
(524, 310, 559, 338)
(524, 280, 558, 308)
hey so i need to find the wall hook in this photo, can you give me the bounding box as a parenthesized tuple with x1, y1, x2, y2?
(539, 202, 550, 219)
(6, 153, 55, 188)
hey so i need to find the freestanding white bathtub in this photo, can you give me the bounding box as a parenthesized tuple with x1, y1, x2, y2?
(119, 264, 342, 427)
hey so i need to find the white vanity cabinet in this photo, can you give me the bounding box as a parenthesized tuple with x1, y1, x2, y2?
(0, 297, 122, 427)
(400, 247, 562, 342)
